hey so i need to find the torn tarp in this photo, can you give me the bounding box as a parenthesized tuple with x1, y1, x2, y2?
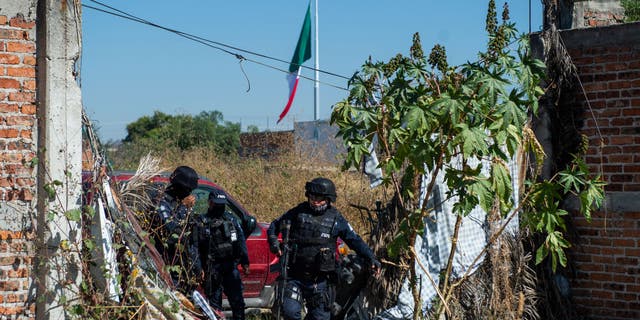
(376, 155, 521, 319)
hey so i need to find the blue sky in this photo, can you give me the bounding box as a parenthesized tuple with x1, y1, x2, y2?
(81, 1, 543, 142)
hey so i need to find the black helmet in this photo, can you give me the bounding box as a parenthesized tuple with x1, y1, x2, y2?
(169, 166, 198, 192)
(305, 177, 337, 202)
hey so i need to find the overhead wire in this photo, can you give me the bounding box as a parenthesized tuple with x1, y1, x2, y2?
(83, 1, 350, 91)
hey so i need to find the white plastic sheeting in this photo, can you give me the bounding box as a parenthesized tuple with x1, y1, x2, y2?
(376, 156, 521, 319)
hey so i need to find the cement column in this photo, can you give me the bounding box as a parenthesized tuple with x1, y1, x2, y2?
(35, 0, 83, 319)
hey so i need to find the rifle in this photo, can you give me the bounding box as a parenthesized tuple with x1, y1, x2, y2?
(276, 220, 291, 320)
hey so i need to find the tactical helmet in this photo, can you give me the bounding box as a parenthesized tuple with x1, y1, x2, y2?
(169, 166, 198, 192)
(305, 177, 337, 202)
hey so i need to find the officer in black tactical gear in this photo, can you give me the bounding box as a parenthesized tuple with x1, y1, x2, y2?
(192, 189, 250, 320)
(267, 177, 382, 320)
(153, 165, 199, 289)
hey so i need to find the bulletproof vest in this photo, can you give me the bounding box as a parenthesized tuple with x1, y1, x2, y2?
(289, 207, 338, 273)
(204, 216, 238, 261)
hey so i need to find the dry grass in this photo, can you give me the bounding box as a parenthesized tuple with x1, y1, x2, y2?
(128, 145, 391, 235)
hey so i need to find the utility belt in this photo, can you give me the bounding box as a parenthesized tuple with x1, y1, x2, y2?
(207, 243, 235, 262)
(291, 245, 336, 274)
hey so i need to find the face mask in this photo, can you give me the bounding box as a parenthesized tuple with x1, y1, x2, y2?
(309, 201, 328, 213)
(208, 204, 225, 216)
(167, 184, 192, 200)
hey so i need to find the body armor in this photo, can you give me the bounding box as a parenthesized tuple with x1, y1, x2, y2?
(200, 216, 239, 262)
(289, 207, 338, 273)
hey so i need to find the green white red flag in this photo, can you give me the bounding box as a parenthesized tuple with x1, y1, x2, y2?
(277, 4, 312, 124)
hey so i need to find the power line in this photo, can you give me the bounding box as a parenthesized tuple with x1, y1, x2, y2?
(83, 1, 350, 91)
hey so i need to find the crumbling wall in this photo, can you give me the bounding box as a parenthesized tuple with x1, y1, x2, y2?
(557, 0, 626, 29)
(0, 1, 37, 318)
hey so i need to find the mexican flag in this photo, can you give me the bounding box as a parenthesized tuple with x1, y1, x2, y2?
(277, 4, 312, 124)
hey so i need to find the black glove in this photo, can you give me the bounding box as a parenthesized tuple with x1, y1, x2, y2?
(268, 236, 280, 254)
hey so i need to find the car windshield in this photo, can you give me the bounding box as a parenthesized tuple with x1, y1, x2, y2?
(192, 187, 243, 223)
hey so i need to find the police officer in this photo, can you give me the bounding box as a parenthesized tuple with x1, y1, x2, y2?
(192, 189, 250, 320)
(153, 165, 199, 289)
(267, 177, 381, 320)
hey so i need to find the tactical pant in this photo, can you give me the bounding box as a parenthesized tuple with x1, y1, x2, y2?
(282, 278, 331, 320)
(205, 262, 245, 320)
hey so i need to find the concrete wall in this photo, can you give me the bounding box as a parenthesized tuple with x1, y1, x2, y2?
(534, 22, 640, 320)
(558, 0, 626, 29)
(0, 1, 38, 318)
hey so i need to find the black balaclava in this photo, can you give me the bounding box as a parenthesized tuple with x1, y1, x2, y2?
(166, 166, 198, 200)
(207, 203, 225, 217)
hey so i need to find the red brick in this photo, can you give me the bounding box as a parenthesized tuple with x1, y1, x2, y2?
(584, 82, 608, 92)
(6, 67, 34, 78)
(22, 55, 35, 66)
(594, 73, 617, 82)
(0, 78, 19, 89)
(622, 108, 640, 116)
(9, 16, 35, 30)
(605, 99, 629, 108)
(14, 178, 34, 187)
(7, 268, 27, 278)
(8, 92, 34, 103)
(0, 30, 27, 40)
(0, 53, 19, 64)
(0, 280, 20, 291)
(22, 79, 35, 91)
(19, 129, 31, 139)
(20, 104, 35, 114)
(4, 293, 27, 303)
(5, 116, 33, 126)
(6, 41, 34, 53)
(591, 288, 614, 298)
(601, 246, 625, 255)
(613, 274, 636, 283)
(610, 136, 635, 145)
(0, 16, 7, 25)
(0, 129, 19, 138)
(609, 81, 631, 90)
(8, 188, 32, 201)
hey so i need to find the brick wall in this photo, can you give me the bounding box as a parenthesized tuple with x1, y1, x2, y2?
(558, 23, 640, 320)
(239, 130, 294, 159)
(0, 10, 37, 320)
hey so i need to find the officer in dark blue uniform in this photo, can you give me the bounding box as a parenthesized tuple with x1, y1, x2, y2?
(192, 189, 250, 320)
(153, 165, 199, 289)
(267, 177, 381, 320)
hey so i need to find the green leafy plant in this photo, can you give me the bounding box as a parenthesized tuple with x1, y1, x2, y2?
(622, 0, 640, 22)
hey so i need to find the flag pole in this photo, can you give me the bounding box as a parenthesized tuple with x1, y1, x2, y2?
(313, 0, 319, 122)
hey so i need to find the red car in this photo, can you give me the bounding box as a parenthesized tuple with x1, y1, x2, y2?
(108, 171, 281, 313)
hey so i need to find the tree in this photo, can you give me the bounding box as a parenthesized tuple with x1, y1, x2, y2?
(246, 125, 260, 133)
(331, 1, 604, 318)
(122, 110, 241, 155)
(622, 0, 640, 22)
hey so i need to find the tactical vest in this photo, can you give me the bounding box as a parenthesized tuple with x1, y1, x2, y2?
(289, 208, 338, 273)
(205, 216, 238, 261)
